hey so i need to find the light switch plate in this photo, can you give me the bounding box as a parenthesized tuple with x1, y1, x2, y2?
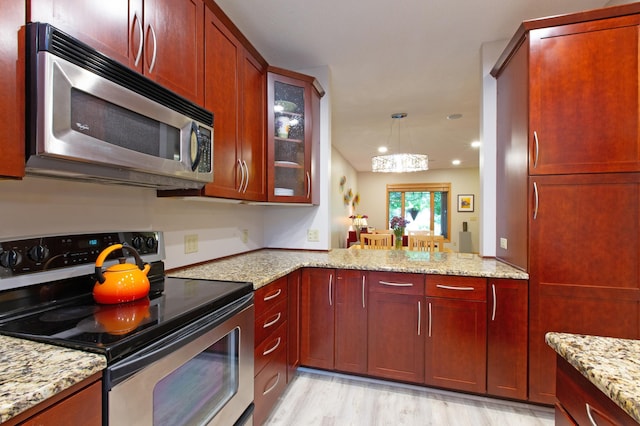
(499, 237, 508, 250)
(184, 234, 199, 253)
(307, 229, 320, 242)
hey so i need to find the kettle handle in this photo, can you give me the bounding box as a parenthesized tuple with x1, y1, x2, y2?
(95, 243, 148, 284)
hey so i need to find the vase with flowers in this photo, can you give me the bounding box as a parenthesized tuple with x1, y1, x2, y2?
(349, 214, 368, 242)
(390, 216, 410, 249)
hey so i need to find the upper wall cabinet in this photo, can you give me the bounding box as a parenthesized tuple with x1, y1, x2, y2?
(267, 68, 324, 204)
(29, 0, 205, 105)
(199, 5, 266, 201)
(0, 2, 25, 178)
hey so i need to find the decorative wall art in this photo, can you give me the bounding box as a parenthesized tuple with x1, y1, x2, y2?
(457, 194, 474, 212)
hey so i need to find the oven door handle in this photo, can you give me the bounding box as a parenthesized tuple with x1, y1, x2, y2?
(105, 293, 253, 390)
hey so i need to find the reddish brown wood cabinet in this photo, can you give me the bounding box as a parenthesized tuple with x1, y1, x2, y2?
(486, 279, 528, 400)
(254, 277, 288, 426)
(367, 272, 425, 384)
(424, 275, 486, 394)
(29, 0, 205, 104)
(287, 269, 301, 382)
(492, 3, 640, 404)
(4, 375, 102, 426)
(200, 5, 266, 201)
(334, 269, 367, 374)
(267, 68, 323, 204)
(555, 357, 637, 426)
(300, 268, 335, 369)
(0, 1, 24, 178)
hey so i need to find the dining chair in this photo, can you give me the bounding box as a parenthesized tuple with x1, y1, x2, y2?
(361, 233, 393, 249)
(408, 234, 437, 252)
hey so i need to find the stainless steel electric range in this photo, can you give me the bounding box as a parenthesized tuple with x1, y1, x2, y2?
(0, 231, 254, 426)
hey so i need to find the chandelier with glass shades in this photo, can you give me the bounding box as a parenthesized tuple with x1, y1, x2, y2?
(371, 113, 429, 173)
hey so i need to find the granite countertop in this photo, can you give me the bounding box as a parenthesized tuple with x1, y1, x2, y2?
(0, 335, 107, 423)
(168, 248, 528, 289)
(546, 332, 640, 423)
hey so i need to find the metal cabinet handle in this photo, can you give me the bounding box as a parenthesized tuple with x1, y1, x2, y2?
(263, 312, 281, 329)
(237, 159, 245, 192)
(263, 288, 282, 301)
(379, 280, 413, 287)
(133, 13, 143, 67)
(328, 274, 333, 306)
(435, 284, 474, 291)
(533, 130, 539, 168)
(417, 301, 421, 336)
(362, 275, 366, 309)
(428, 302, 432, 337)
(306, 172, 311, 199)
(147, 25, 157, 73)
(263, 373, 281, 395)
(491, 283, 497, 322)
(242, 160, 249, 193)
(262, 337, 281, 356)
(585, 403, 598, 426)
(533, 182, 539, 220)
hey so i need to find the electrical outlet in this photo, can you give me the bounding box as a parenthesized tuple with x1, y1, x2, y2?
(184, 234, 199, 253)
(307, 229, 320, 242)
(500, 237, 508, 250)
(242, 229, 249, 244)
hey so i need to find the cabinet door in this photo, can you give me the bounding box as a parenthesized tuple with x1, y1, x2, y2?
(21, 380, 102, 426)
(528, 173, 640, 404)
(1, 1, 24, 178)
(287, 270, 301, 382)
(142, 0, 204, 104)
(28, 0, 140, 68)
(335, 270, 367, 374)
(300, 268, 335, 370)
(529, 15, 640, 174)
(368, 292, 424, 383)
(487, 279, 528, 400)
(268, 73, 310, 202)
(425, 298, 486, 393)
(240, 52, 267, 200)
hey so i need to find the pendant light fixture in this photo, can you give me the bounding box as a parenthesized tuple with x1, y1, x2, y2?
(371, 113, 428, 173)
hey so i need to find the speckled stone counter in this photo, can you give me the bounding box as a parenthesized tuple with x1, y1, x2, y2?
(0, 335, 107, 423)
(168, 248, 528, 289)
(546, 332, 640, 423)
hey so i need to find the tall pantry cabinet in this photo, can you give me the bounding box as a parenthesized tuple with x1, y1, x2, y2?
(492, 4, 640, 405)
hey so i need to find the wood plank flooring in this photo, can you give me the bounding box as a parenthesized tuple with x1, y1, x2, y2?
(264, 368, 554, 425)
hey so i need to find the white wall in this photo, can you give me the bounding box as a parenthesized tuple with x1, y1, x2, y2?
(330, 149, 359, 248)
(356, 168, 480, 253)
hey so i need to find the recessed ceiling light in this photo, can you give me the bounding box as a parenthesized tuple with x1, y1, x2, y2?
(447, 113, 463, 120)
(452, 159, 461, 166)
(471, 140, 481, 148)
(378, 146, 388, 153)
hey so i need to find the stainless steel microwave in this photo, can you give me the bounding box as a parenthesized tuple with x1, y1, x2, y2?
(25, 23, 213, 189)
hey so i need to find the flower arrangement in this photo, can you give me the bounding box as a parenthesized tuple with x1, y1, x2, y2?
(390, 216, 410, 249)
(349, 214, 368, 229)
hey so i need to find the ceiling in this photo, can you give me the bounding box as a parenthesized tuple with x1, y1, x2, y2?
(215, 0, 609, 171)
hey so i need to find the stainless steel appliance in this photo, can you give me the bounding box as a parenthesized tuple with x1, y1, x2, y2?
(0, 231, 253, 425)
(25, 23, 214, 190)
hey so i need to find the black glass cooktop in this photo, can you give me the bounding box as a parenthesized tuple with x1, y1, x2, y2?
(0, 277, 252, 362)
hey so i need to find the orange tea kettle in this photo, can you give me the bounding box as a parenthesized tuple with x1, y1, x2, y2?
(93, 243, 150, 304)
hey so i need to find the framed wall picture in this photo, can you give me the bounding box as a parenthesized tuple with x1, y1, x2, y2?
(457, 194, 474, 212)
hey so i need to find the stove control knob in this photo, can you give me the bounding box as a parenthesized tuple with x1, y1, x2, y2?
(131, 236, 144, 250)
(28, 245, 49, 262)
(145, 237, 157, 250)
(0, 250, 22, 268)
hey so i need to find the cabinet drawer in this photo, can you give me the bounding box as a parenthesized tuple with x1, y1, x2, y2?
(255, 321, 287, 377)
(254, 346, 287, 426)
(255, 277, 288, 315)
(426, 275, 486, 301)
(255, 298, 287, 346)
(368, 272, 424, 296)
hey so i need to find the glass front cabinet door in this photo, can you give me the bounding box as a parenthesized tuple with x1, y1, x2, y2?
(267, 67, 324, 203)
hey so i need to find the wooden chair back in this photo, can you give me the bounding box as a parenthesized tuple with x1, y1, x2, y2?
(361, 233, 393, 249)
(408, 234, 437, 252)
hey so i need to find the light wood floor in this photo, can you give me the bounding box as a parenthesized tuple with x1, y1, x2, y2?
(264, 368, 554, 426)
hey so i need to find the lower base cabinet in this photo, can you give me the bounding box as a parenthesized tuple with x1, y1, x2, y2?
(555, 357, 637, 425)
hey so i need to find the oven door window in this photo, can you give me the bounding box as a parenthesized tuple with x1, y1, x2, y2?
(153, 328, 239, 426)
